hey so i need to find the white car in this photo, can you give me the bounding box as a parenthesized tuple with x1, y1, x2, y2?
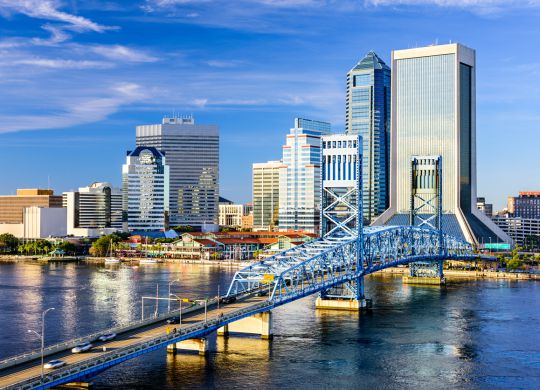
(98, 333, 117, 342)
(71, 342, 93, 353)
(44, 359, 65, 369)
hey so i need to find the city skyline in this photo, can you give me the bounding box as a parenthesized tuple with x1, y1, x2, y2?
(0, 1, 540, 210)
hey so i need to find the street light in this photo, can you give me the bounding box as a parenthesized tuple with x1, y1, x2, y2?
(168, 279, 179, 313)
(28, 307, 55, 381)
(170, 294, 182, 325)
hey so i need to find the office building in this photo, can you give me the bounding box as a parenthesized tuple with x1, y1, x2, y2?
(253, 161, 282, 231)
(476, 197, 493, 218)
(23, 206, 67, 239)
(136, 116, 219, 231)
(0, 189, 62, 224)
(123, 146, 169, 232)
(508, 192, 540, 219)
(346, 51, 391, 223)
(63, 182, 123, 237)
(374, 43, 510, 245)
(492, 216, 540, 247)
(219, 204, 244, 228)
(279, 118, 330, 233)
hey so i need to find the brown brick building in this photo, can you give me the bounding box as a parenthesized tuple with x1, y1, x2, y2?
(0, 189, 63, 224)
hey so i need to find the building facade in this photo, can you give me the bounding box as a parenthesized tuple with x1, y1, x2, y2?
(135, 116, 219, 231)
(279, 118, 330, 233)
(476, 197, 493, 218)
(63, 182, 123, 237)
(374, 43, 510, 245)
(346, 51, 391, 223)
(23, 206, 67, 239)
(218, 204, 244, 228)
(123, 147, 170, 232)
(492, 217, 540, 247)
(0, 189, 62, 224)
(509, 192, 540, 219)
(253, 161, 282, 231)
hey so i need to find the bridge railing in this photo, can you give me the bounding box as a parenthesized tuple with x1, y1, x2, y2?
(0, 298, 218, 371)
(4, 299, 273, 390)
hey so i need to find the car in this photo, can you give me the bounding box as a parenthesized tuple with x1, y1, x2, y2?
(167, 316, 180, 324)
(222, 296, 236, 304)
(71, 342, 93, 353)
(44, 359, 65, 369)
(255, 290, 268, 297)
(98, 333, 117, 342)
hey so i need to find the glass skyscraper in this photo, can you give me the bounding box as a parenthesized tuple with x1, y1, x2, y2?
(136, 116, 219, 231)
(374, 43, 510, 245)
(279, 118, 331, 233)
(346, 51, 390, 223)
(122, 146, 169, 232)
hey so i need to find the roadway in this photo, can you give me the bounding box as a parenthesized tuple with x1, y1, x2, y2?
(0, 294, 268, 389)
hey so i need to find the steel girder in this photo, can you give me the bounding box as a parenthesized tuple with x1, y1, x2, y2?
(225, 225, 478, 303)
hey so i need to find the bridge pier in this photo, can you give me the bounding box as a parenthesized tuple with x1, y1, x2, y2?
(403, 260, 445, 285)
(217, 311, 273, 339)
(316, 276, 372, 311)
(167, 338, 208, 355)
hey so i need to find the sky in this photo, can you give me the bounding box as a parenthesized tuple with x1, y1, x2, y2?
(0, 0, 539, 210)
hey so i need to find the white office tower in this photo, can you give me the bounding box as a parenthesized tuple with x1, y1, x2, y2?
(122, 147, 170, 232)
(374, 43, 510, 245)
(253, 160, 282, 231)
(279, 118, 331, 233)
(63, 182, 123, 237)
(136, 116, 219, 232)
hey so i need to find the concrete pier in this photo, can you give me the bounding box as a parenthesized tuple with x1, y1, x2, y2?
(402, 275, 445, 285)
(167, 338, 208, 355)
(218, 311, 273, 339)
(315, 297, 372, 311)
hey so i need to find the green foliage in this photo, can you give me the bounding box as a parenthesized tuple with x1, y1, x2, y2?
(90, 233, 125, 257)
(55, 241, 78, 255)
(0, 233, 19, 253)
(506, 258, 521, 270)
(173, 225, 194, 233)
(17, 239, 52, 255)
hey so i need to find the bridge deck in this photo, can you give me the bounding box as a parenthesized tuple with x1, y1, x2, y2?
(0, 295, 268, 389)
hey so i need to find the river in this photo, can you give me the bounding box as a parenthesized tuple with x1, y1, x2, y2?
(0, 262, 538, 389)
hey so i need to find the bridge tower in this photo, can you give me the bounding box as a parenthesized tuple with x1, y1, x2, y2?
(405, 155, 445, 284)
(316, 134, 370, 310)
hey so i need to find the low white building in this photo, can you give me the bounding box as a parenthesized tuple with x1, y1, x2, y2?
(219, 204, 245, 228)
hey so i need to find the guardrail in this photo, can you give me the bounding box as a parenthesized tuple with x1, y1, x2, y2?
(3, 300, 272, 390)
(0, 298, 219, 371)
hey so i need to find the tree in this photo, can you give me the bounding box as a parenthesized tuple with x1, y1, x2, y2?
(173, 225, 194, 233)
(0, 233, 19, 253)
(55, 241, 78, 255)
(90, 234, 125, 257)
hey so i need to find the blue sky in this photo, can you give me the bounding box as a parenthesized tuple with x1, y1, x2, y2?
(0, 0, 539, 209)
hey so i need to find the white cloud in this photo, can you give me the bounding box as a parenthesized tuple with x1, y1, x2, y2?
(10, 57, 113, 69)
(205, 60, 243, 68)
(90, 45, 159, 63)
(31, 24, 71, 45)
(0, 82, 145, 133)
(364, 0, 540, 13)
(0, 0, 113, 32)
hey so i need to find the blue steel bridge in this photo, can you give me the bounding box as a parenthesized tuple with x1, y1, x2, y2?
(0, 135, 488, 389)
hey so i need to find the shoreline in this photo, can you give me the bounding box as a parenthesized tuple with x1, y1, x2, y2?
(1, 255, 538, 279)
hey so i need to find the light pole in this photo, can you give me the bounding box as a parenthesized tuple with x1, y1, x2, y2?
(168, 279, 179, 313)
(170, 294, 182, 325)
(28, 307, 55, 381)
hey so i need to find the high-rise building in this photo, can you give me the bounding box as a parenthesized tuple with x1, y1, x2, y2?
(253, 161, 282, 231)
(122, 147, 169, 232)
(509, 192, 540, 219)
(136, 116, 219, 231)
(279, 118, 330, 233)
(63, 182, 123, 237)
(0, 189, 62, 224)
(374, 43, 510, 245)
(476, 197, 493, 218)
(346, 51, 391, 223)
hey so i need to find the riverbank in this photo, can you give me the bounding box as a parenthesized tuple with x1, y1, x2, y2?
(376, 266, 540, 280)
(83, 256, 252, 268)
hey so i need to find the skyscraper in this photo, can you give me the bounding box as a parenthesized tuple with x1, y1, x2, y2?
(252, 160, 282, 231)
(63, 182, 123, 237)
(346, 51, 391, 223)
(279, 118, 331, 233)
(374, 43, 510, 245)
(136, 116, 219, 231)
(122, 146, 169, 232)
